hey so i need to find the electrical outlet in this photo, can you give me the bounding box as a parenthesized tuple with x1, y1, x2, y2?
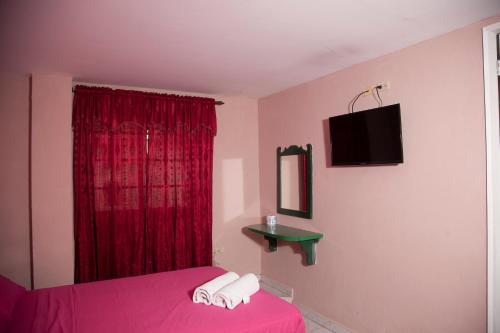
(213, 247, 224, 255)
(212, 247, 224, 267)
(367, 81, 391, 92)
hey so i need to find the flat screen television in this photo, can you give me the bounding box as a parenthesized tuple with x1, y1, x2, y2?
(329, 104, 403, 166)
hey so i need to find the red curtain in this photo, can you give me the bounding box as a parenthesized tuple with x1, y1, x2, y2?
(73, 86, 216, 283)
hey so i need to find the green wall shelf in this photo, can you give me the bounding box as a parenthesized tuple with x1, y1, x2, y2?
(246, 224, 323, 265)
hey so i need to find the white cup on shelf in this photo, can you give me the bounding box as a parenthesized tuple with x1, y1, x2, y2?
(266, 215, 277, 226)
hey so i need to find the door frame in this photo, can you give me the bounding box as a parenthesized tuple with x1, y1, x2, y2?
(483, 21, 500, 333)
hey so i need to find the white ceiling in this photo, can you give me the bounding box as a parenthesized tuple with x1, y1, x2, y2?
(1, 0, 499, 97)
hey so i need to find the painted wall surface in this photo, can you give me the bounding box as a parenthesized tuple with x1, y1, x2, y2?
(31, 73, 74, 289)
(213, 95, 262, 274)
(258, 18, 494, 333)
(0, 73, 30, 288)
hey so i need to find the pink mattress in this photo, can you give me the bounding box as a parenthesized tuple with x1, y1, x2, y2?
(6, 266, 305, 333)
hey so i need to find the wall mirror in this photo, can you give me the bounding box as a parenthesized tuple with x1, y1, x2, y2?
(277, 144, 312, 219)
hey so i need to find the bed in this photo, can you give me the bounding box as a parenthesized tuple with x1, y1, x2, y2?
(2, 266, 305, 333)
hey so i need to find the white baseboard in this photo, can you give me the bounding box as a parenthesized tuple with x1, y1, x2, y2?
(257, 275, 354, 332)
(295, 303, 355, 333)
(258, 275, 293, 303)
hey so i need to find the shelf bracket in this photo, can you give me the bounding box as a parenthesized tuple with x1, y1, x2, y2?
(264, 236, 278, 252)
(299, 240, 318, 265)
(265, 236, 318, 265)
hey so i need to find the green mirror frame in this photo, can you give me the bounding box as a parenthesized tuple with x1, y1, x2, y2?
(277, 144, 312, 219)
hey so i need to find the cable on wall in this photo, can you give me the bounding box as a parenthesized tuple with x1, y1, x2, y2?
(374, 85, 383, 107)
(350, 90, 369, 113)
(350, 83, 387, 113)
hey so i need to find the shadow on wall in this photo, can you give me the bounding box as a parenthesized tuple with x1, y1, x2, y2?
(213, 216, 263, 272)
(221, 158, 245, 222)
(212, 156, 262, 273)
(211, 96, 261, 274)
(253, 226, 310, 266)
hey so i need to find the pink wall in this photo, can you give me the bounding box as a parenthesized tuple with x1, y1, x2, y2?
(0, 73, 30, 288)
(212, 95, 262, 274)
(31, 73, 74, 289)
(258, 17, 497, 333)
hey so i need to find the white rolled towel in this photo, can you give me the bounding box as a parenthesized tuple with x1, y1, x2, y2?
(192, 272, 240, 305)
(212, 273, 260, 309)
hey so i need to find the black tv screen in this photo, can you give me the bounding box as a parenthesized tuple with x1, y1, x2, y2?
(329, 104, 403, 166)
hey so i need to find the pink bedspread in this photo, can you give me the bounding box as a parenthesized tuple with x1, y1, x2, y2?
(6, 266, 305, 333)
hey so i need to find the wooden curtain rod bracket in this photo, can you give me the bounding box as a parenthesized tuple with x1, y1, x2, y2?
(71, 88, 224, 106)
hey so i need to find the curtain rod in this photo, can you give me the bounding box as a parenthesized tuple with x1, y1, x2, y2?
(71, 87, 224, 105)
